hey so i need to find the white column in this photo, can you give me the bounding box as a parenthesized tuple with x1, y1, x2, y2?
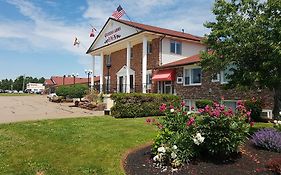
(91, 56, 95, 91)
(126, 42, 131, 93)
(142, 36, 148, 93)
(100, 52, 104, 93)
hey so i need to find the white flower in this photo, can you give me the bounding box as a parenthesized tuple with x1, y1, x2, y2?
(153, 155, 159, 162)
(279, 111, 281, 116)
(278, 121, 281, 125)
(172, 145, 177, 150)
(274, 120, 278, 124)
(193, 133, 205, 145)
(170, 108, 175, 113)
(171, 152, 177, 159)
(193, 138, 200, 145)
(187, 111, 192, 115)
(157, 146, 166, 153)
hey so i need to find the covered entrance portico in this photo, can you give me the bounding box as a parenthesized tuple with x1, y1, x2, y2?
(86, 18, 159, 94)
(116, 66, 135, 93)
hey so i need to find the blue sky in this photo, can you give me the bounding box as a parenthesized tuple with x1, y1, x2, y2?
(0, 0, 214, 80)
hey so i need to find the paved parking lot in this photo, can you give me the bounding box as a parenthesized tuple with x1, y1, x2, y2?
(0, 95, 103, 123)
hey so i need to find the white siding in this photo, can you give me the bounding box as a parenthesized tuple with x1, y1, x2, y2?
(91, 20, 140, 50)
(161, 38, 206, 65)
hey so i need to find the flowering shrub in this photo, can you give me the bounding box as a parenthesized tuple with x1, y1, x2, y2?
(152, 144, 181, 168)
(151, 102, 200, 166)
(150, 101, 253, 167)
(198, 100, 251, 158)
(149, 100, 252, 168)
(251, 128, 281, 153)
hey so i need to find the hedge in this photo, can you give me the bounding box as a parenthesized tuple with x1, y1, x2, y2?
(110, 93, 180, 118)
(195, 99, 213, 109)
(56, 84, 88, 99)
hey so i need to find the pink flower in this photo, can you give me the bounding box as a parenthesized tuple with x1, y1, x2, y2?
(191, 106, 195, 110)
(246, 111, 251, 117)
(181, 101, 186, 107)
(169, 105, 174, 109)
(204, 105, 210, 112)
(198, 108, 204, 113)
(159, 103, 167, 112)
(237, 100, 243, 106)
(221, 96, 225, 100)
(186, 117, 195, 126)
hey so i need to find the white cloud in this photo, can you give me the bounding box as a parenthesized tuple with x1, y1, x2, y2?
(1, 0, 92, 56)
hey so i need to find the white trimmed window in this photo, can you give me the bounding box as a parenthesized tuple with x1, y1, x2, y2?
(211, 73, 220, 82)
(220, 64, 236, 84)
(130, 47, 133, 59)
(183, 67, 202, 86)
(184, 99, 197, 111)
(146, 70, 152, 90)
(147, 41, 152, 54)
(222, 100, 237, 111)
(170, 40, 182, 55)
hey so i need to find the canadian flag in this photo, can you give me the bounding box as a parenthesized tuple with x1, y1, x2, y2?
(90, 28, 97, 37)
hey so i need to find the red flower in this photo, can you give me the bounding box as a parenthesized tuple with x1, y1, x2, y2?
(181, 101, 186, 107)
(186, 117, 195, 126)
(169, 105, 174, 109)
(191, 106, 195, 110)
(250, 122, 255, 127)
(159, 103, 167, 112)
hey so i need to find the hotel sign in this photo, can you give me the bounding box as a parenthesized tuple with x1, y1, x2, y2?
(104, 27, 121, 44)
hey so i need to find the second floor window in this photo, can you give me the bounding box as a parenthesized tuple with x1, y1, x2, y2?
(170, 40, 182, 54)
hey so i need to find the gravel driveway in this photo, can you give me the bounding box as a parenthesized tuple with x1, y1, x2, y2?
(0, 95, 103, 123)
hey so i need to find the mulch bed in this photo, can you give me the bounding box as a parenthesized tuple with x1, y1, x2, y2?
(123, 140, 281, 175)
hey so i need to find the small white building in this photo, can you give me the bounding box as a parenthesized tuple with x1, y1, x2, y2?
(26, 83, 45, 93)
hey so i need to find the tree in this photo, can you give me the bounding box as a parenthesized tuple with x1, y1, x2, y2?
(201, 0, 281, 118)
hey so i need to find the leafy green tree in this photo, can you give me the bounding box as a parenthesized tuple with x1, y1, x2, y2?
(13, 76, 24, 91)
(201, 0, 281, 118)
(38, 77, 45, 83)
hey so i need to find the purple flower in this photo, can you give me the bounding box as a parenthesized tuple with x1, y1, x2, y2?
(251, 128, 281, 153)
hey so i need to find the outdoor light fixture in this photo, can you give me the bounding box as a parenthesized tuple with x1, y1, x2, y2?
(84, 69, 93, 88)
(72, 73, 79, 84)
(106, 55, 111, 94)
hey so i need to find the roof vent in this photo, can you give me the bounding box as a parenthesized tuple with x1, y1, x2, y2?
(182, 29, 185, 33)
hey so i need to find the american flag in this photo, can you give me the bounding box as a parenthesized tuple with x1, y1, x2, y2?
(112, 5, 125, 20)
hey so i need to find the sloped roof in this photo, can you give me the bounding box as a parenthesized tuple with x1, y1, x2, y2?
(44, 79, 54, 85)
(86, 18, 203, 54)
(117, 18, 203, 42)
(159, 53, 202, 68)
(47, 76, 100, 86)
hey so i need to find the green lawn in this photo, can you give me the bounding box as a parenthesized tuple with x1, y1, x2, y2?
(0, 93, 35, 96)
(0, 116, 157, 175)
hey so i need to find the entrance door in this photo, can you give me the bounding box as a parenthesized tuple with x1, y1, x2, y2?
(119, 76, 124, 93)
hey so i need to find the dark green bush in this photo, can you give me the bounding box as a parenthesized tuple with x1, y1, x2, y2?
(245, 99, 262, 122)
(56, 84, 88, 99)
(110, 93, 180, 118)
(195, 99, 213, 109)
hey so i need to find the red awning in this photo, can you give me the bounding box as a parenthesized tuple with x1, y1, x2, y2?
(152, 69, 175, 81)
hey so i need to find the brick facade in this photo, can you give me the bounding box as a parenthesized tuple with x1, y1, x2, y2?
(102, 38, 160, 92)
(174, 67, 274, 109)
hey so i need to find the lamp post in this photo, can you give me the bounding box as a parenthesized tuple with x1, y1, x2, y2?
(72, 73, 79, 85)
(63, 75, 66, 85)
(106, 58, 111, 94)
(84, 69, 92, 88)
